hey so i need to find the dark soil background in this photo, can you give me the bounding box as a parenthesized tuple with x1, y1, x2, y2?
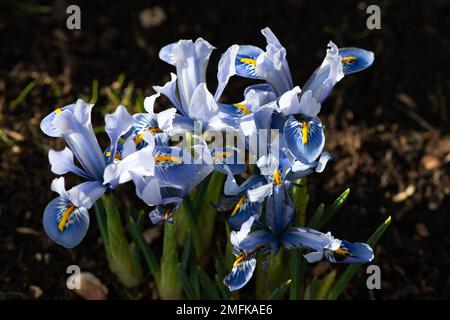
(0, 0, 449, 299)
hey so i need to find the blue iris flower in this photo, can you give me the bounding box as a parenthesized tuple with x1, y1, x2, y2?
(129, 144, 214, 224)
(155, 38, 239, 134)
(223, 179, 373, 291)
(217, 173, 268, 230)
(40, 100, 136, 248)
(125, 93, 175, 149)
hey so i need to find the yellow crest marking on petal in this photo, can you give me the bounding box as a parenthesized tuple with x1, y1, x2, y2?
(273, 168, 282, 185)
(134, 132, 145, 145)
(301, 120, 309, 144)
(231, 194, 247, 217)
(105, 151, 111, 157)
(154, 155, 183, 164)
(148, 127, 162, 133)
(341, 56, 357, 63)
(335, 248, 351, 257)
(233, 254, 246, 268)
(58, 204, 76, 232)
(212, 151, 234, 162)
(240, 57, 257, 66)
(233, 103, 251, 115)
(55, 108, 62, 115)
(163, 210, 171, 220)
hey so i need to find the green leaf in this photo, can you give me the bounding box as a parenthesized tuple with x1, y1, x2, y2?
(160, 223, 183, 299)
(268, 279, 292, 300)
(327, 216, 392, 300)
(315, 270, 337, 300)
(198, 267, 221, 300)
(194, 172, 224, 257)
(291, 178, 309, 226)
(215, 274, 231, 300)
(10, 80, 36, 109)
(288, 250, 300, 300)
(304, 276, 318, 300)
(128, 216, 161, 290)
(177, 263, 197, 300)
(307, 203, 325, 229)
(102, 195, 143, 288)
(90, 79, 99, 104)
(94, 199, 108, 248)
(317, 188, 350, 229)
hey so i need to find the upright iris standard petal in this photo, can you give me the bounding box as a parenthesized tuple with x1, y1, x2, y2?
(43, 197, 89, 249)
(153, 73, 185, 115)
(159, 38, 215, 109)
(235, 45, 264, 80)
(325, 240, 374, 264)
(187, 83, 219, 122)
(105, 105, 134, 164)
(339, 48, 374, 75)
(52, 100, 106, 180)
(256, 27, 293, 95)
(214, 44, 239, 100)
(224, 254, 257, 291)
(40, 103, 76, 137)
(265, 184, 294, 234)
(302, 41, 344, 103)
(283, 115, 325, 164)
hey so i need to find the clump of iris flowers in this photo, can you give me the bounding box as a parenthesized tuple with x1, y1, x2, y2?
(40, 27, 382, 297)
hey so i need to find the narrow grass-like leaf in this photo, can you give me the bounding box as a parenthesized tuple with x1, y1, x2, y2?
(10, 80, 35, 109)
(128, 216, 161, 289)
(215, 274, 231, 300)
(94, 199, 108, 247)
(315, 269, 337, 300)
(327, 216, 392, 300)
(103, 195, 142, 288)
(198, 267, 221, 300)
(177, 263, 197, 300)
(90, 79, 99, 104)
(288, 250, 300, 300)
(317, 188, 350, 229)
(160, 223, 183, 299)
(304, 276, 318, 300)
(268, 279, 292, 300)
(307, 203, 325, 229)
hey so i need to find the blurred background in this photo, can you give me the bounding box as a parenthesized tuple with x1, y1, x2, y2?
(0, 0, 449, 299)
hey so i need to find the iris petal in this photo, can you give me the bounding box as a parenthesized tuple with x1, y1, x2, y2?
(281, 227, 332, 251)
(283, 115, 325, 164)
(228, 196, 262, 230)
(223, 255, 257, 291)
(153, 146, 200, 189)
(339, 48, 374, 75)
(325, 240, 374, 263)
(43, 197, 89, 249)
(235, 45, 264, 80)
(239, 230, 275, 253)
(40, 103, 76, 137)
(211, 147, 246, 175)
(215, 44, 239, 100)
